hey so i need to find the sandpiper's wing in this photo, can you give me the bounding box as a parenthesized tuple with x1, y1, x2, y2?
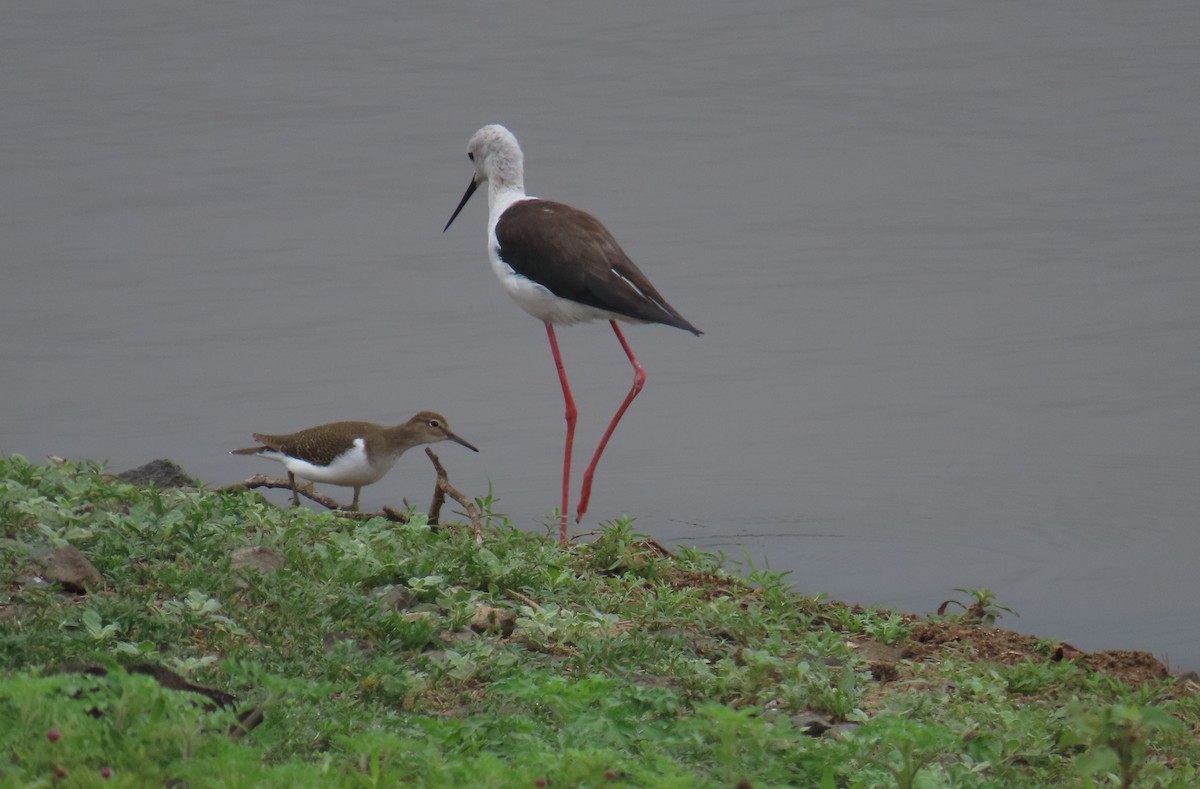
(249, 421, 373, 467)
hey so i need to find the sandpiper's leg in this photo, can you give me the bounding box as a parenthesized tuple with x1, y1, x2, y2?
(576, 320, 646, 523)
(288, 472, 300, 506)
(545, 322, 576, 544)
(350, 486, 361, 512)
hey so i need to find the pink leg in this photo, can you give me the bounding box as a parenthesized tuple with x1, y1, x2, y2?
(545, 323, 576, 544)
(576, 320, 646, 523)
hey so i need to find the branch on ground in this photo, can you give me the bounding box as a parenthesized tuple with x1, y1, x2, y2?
(425, 448, 484, 544)
(219, 451, 482, 540)
(216, 475, 409, 523)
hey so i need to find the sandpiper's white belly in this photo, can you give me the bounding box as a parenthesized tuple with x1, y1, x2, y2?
(263, 439, 396, 488)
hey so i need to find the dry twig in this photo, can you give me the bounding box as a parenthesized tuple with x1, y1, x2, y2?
(220, 454, 481, 540)
(639, 538, 675, 559)
(218, 474, 342, 509)
(216, 475, 409, 522)
(504, 588, 542, 612)
(425, 448, 484, 543)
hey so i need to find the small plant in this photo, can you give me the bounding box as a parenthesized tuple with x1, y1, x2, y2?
(864, 613, 911, 645)
(473, 483, 510, 532)
(844, 714, 957, 789)
(937, 587, 1019, 625)
(583, 516, 647, 574)
(1063, 702, 1187, 789)
(821, 605, 910, 645)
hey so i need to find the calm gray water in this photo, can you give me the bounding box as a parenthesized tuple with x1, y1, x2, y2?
(3, 2, 1199, 668)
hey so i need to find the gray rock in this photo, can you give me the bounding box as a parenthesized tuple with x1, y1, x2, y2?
(230, 546, 286, 574)
(116, 459, 195, 489)
(36, 545, 102, 593)
(435, 629, 479, 646)
(369, 584, 414, 611)
(790, 711, 834, 737)
(789, 711, 861, 738)
(469, 604, 517, 636)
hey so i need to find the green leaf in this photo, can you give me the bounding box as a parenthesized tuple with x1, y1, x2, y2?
(1074, 747, 1120, 777)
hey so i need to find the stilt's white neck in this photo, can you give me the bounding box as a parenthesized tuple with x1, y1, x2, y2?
(488, 182, 527, 213)
(487, 186, 531, 236)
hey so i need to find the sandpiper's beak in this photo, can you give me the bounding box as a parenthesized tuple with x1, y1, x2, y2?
(447, 431, 480, 453)
(443, 177, 479, 232)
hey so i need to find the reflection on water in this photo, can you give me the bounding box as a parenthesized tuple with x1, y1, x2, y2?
(2, 2, 1198, 668)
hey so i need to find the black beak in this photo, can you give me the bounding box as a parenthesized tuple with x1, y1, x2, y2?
(443, 177, 479, 232)
(447, 431, 480, 453)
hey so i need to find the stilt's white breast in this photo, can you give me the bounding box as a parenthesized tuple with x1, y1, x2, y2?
(263, 438, 396, 488)
(488, 247, 617, 325)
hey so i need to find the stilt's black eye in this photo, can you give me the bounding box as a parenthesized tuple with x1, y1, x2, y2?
(467, 152, 475, 162)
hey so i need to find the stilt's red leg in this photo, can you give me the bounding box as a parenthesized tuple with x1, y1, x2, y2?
(545, 323, 576, 544)
(576, 320, 645, 523)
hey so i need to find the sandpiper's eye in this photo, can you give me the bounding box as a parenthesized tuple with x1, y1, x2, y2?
(429, 419, 441, 428)
(467, 152, 475, 162)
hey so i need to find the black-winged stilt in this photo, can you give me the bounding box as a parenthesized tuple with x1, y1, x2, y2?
(443, 124, 701, 542)
(232, 411, 478, 510)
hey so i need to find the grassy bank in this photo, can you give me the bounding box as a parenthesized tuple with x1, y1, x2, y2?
(1, 455, 1197, 787)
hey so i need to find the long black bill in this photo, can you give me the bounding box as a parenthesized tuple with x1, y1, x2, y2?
(448, 431, 480, 453)
(443, 177, 479, 232)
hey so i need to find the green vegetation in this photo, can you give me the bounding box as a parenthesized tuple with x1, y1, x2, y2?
(2, 455, 1198, 787)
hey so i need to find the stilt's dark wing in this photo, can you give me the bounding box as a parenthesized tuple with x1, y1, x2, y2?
(495, 200, 701, 335)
